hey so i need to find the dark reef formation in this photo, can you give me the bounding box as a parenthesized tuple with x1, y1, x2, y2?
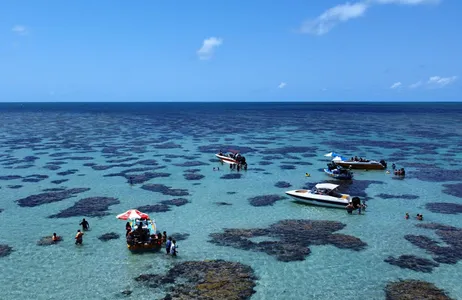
(0, 244, 13, 257)
(98, 232, 120, 241)
(49, 197, 120, 218)
(404, 223, 462, 265)
(384, 255, 439, 273)
(134, 260, 257, 300)
(385, 280, 453, 300)
(16, 188, 90, 207)
(209, 219, 366, 262)
(425, 202, 462, 214)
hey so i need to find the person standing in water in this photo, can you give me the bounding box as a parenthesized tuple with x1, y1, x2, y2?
(170, 239, 177, 257)
(79, 218, 90, 231)
(166, 236, 172, 254)
(75, 230, 84, 245)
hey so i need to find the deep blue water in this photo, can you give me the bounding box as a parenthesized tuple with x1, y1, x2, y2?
(1, 102, 461, 300)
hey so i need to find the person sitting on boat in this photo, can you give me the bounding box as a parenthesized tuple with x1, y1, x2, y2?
(219, 150, 223, 156)
(126, 222, 132, 237)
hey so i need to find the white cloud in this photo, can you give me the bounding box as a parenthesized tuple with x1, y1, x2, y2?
(390, 82, 402, 89)
(12, 25, 28, 35)
(409, 81, 422, 88)
(427, 75, 457, 87)
(197, 37, 223, 60)
(300, 2, 368, 35)
(278, 82, 287, 89)
(300, 0, 441, 35)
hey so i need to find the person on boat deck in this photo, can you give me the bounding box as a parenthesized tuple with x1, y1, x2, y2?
(75, 230, 84, 245)
(166, 236, 172, 254)
(219, 150, 223, 156)
(52, 233, 59, 242)
(170, 239, 177, 257)
(79, 218, 89, 231)
(126, 222, 132, 236)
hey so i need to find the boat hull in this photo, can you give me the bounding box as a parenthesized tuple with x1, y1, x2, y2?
(334, 161, 385, 170)
(127, 242, 162, 252)
(323, 169, 353, 180)
(285, 191, 349, 208)
(215, 154, 237, 164)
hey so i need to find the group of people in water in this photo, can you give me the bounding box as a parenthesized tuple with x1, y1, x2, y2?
(391, 163, 406, 176)
(405, 213, 423, 221)
(49, 218, 89, 245)
(346, 199, 367, 214)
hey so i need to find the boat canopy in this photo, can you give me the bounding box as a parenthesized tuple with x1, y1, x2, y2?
(324, 152, 342, 158)
(315, 183, 339, 190)
(332, 156, 346, 162)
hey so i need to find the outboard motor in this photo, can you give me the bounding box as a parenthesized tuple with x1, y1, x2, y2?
(380, 160, 387, 168)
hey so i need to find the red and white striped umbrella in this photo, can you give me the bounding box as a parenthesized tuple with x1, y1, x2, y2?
(116, 209, 150, 220)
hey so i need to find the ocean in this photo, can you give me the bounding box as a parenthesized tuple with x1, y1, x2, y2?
(0, 102, 461, 300)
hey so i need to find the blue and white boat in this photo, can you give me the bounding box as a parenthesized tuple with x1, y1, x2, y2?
(323, 163, 353, 180)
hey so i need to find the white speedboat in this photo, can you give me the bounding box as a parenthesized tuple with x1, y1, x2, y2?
(285, 183, 351, 208)
(215, 150, 248, 169)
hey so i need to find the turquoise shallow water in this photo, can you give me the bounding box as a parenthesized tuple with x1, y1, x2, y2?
(1, 102, 462, 299)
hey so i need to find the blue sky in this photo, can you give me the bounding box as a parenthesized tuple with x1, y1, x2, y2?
(1, 0, 461, 102)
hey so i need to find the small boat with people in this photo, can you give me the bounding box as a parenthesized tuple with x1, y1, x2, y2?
(285, 183, 354, 208)
(324, 163, 353, 180)
(324, 152, 387, 170)
(215, 150, 248, 170)
(116, 209, 165, 252)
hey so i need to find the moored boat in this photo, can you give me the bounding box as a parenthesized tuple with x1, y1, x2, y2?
(325, 152, 387, 170)
(285, 183, 352, 208)
(324, 163, 353, 180)
(116, 209, 164, 253)
(215, 150, 248, 170)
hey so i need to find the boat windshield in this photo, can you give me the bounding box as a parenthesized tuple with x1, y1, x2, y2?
(328, 190, 343, 198)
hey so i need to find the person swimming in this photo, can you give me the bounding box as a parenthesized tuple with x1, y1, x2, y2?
(52, 233, 60, 242)
(79, 218, 90, 231)
(75, 230, 84, 245)
(405, 213, 409, 219)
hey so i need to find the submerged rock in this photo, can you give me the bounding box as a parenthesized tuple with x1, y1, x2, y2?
(160, 198, 189, 207)
(384, 255, 439, 273)
(385, 280, 453, 300)
(375, 193, 419, 200)
(183, 173, 205, 180)
(37, 236, 63, 246)
(215, 202, 232, 206)
(135, 260, 257, 300)
(0, 244, 13, 257)
(137, 204, 171, 213)
(220, 173, 243, 180)
(169, 233, 190, 241)
(16, 188, 90, 207)
(173, 161, 209, 167)
(209, 219, 366, 262)
(141, 184, 190, 196)
(442, 183, 462, 198)
(280, 165, 296, 170)
(248, 195, 286, 207)
(8, 185, 23, 189)
(98, 232, 120, 241)
(274, 181, 292, 188)
(57, 169, 79, 176)
(51, 179, 69, 184)
(425, 202, 462, 214)
(49, 197, 120, 218)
